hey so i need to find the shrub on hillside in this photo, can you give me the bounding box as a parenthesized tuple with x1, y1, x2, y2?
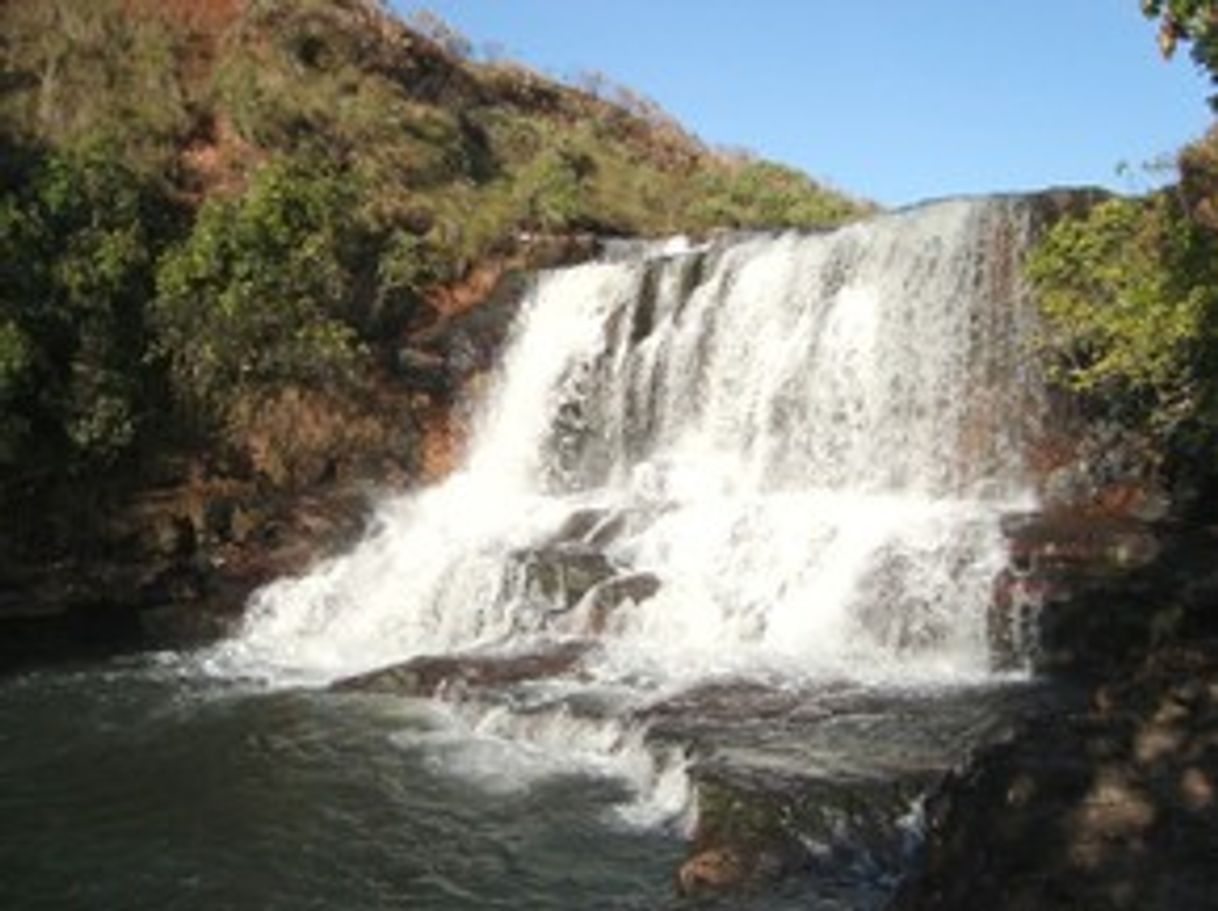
(690, 160, 861, 231)
(0, 0, 193, 183)
(0, 138, 171, 470)
(152, 159, 371, 425)
(1028, 186, 1218, 469)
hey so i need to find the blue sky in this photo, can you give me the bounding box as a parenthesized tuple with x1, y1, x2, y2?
(389, 2, 1214, 207)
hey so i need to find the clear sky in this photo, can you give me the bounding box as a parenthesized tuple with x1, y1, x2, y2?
(390, 1, 1214, 207)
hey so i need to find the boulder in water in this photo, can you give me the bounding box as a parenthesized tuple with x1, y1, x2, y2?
(332, 639, 593, 697)
(511, 544, 616, 614)
(676, 846, 750, 897)
(584, 572, 661, 632)
(543, 507, 627, 549)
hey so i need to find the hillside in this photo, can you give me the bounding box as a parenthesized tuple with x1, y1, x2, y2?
(0, 0, 867, 643)
(2, 0, 863, 233)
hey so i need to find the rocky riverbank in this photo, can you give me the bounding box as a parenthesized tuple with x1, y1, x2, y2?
(893, 519, 1218, 911)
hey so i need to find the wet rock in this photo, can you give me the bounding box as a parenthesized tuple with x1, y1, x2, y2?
(989, 568, 1044, 671)
(994, 519, 1218, 675)
(544, 508, 627, 548)
(678, 765, 925, 897)
(512, 544, 616, 614)
(895, 646, 1218, 911)
(547, 508, 609, 544)
(1001, 512, 1162, 575)
(853, 550, 950, 655)
(584, 572, 660, 631)
(393, 346, 450, 395)
(409, 270, 533, 391)
(676, 847, 749, 897)
(989, 511, 1176, 673)
(649, 678, 1051, 900)
(333, 639, 593, 697)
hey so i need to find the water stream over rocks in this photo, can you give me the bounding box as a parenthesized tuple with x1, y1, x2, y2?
(3, 197, 1061, 908)
(220, 197, 1042, 678)
(207, 198, 1049, 897)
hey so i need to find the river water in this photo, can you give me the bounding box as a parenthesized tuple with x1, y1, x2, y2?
(0, 658, 689, 911)
(3, 198, 1048, 909)
(1, 654, 1033, 909)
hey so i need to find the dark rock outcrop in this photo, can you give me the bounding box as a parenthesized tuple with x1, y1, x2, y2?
(512, 545, 616, 613)
(0, 473, 381, 673)
(333, 639, 593, 697)
(644, 679, 1051, 902)
(894, 646, 1218, 911)
(899, 518, 1218, 910)
(993, 519, 1218, 676)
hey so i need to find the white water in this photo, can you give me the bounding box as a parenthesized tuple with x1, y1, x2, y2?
(209, 198, 1043, 812)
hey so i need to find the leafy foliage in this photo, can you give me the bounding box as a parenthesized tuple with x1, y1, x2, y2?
(1143, 0, 1218, 103)
(0, 0, 866, 505)
(152, 159, 370, 423)
(0, 138, 171, 470)
(1028, 191, 1218, 458)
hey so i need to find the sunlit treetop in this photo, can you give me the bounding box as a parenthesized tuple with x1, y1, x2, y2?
(1144, 0, 1218, 102)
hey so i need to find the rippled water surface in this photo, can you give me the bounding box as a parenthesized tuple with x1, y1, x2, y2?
(0, 658, 690, 911)
(1, 656, 896, 911)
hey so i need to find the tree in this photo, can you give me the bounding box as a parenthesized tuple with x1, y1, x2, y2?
(152, 158, 369, 425)
(1143, 0, 1218, 103)
(1028, 192, 1218, 461)
(0, 137, 170, 469)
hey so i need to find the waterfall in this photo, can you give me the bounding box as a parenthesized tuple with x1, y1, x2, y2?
(215, 197, 1042, 688)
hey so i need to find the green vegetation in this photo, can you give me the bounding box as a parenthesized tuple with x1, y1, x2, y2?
(0, 138, 174, 473)
(0, 1, 195, 183)
(690, 159, 861, 230)
(1029, 190, 1218, 456)
(1028, 3, 1218, 482)
(0, 0, 864, 509)
(1142, 0, 1218, 102)
(152, 158, 371, 425)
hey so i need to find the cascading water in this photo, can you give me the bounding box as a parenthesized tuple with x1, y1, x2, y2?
(216, 196, 1041, 686)
(206, 197, 1045, 851)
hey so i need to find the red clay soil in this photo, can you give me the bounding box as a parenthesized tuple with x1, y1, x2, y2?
(425, 261, 512, 320)
(123, 0, 242, 32)
(179, 112, 259, 201)
(416, 400, 471, 484)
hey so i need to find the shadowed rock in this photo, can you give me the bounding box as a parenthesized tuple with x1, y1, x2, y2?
(646, 678, 1050, 900)
(988, 513, 1217, 675)
(512, 545, 616, 615)
(584, 572, 660, 631)
(894, 647, 1218, 911)
(543, 507, 627, 549)
(1002, 512, 1162, 574)
(332, 639, 593, 697)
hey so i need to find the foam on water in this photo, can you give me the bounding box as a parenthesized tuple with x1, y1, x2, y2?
(206, 197, 1043, 814)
